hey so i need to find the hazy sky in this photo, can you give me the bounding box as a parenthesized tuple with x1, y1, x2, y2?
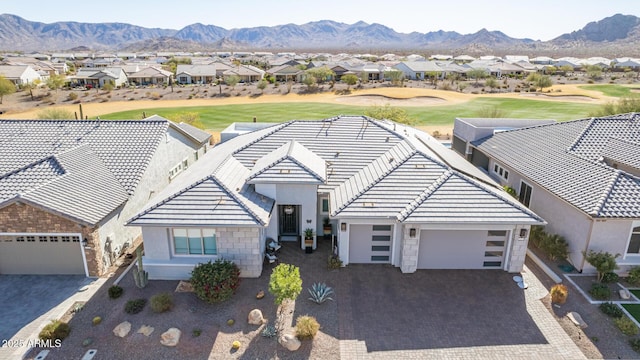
(3, 0, 639, 41)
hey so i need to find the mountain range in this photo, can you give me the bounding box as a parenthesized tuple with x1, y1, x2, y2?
(1, 13, 639, 56)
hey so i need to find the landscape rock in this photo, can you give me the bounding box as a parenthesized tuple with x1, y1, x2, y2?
(279, 333, 301, 351)
(113, 321, 131, 338)
(82, 338, 93, 347)
(160, 328, 181, 347)
(620, 289, 631, 300)
(175, 280, 194, 293)
(567, 311, 588, 328)
(248, 309, 265, 325)
(137, 325, 154, 336)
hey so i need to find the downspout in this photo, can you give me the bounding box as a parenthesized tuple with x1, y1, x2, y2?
(579, 216, 595, 272)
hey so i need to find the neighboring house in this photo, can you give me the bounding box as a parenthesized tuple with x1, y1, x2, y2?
(0, 65, 42, 86)
(266, 64, 304, 83)
(73, 67, 128, 88)
(128, 116, 544, 280)
(223, 65, 265, 83)
(393, 61, 444, 80)
(0, 117, 211, 276)
(176, 64, 218, 84)
(128, 66, 173, 86)
(469, 113, 640, 274)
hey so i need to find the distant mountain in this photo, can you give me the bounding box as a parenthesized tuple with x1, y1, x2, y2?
(1, 13, 640, 56)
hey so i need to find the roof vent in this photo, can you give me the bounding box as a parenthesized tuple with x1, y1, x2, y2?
(335, 152, 340, 157)
(385, 136, 390, 142)
(388, 157, 394, 163)
(363, 202, 375, 207)
(415, 164, 426, 169)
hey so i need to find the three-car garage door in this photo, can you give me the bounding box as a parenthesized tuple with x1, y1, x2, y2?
(418, 229, 507, 269)
(0, 234, 85, 275)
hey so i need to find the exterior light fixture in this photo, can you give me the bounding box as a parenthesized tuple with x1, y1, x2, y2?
(409, 228, 417, 238)
(340, 223, 347, 232)
(519, 228, 528, 238)
(284, 205, 294, 215)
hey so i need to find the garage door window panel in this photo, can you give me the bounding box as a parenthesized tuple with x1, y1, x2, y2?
(486, 240, 505, 247)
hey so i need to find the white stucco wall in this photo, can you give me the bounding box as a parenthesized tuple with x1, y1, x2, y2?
(589, 219, 638, 274)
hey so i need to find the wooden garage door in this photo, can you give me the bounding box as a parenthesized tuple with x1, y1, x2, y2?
(418, 230, 507, 269)
(0, 234, 85, 275)
(349, 225, 392, 263)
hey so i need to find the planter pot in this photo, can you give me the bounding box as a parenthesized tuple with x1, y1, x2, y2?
(304, 237, 313, 246)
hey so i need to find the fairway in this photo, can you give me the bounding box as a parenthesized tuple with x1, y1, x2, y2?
(101, 97, 600, 131)
(578, 84, 640, 98)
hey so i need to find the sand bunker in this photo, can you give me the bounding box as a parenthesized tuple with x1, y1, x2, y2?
(519, 93, 595, 102)
(336, 94, 447, 106)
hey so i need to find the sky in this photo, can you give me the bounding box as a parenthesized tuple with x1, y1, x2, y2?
(3, 0, 640, 41)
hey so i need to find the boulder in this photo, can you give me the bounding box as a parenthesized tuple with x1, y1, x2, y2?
(279, 333, 301, 351)
(620, 289, 631, 300)
(160, 328, 181, 347)
(113, 321, 131, 338)
(248, 309, 265, 325)
(567, 312, 588, 328)
(137, 325, 154, 337)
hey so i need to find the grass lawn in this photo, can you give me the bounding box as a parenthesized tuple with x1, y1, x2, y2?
(579, 84, 640, 98)
(623, 303, 640, 323)
(100, 98, 599, 130)
(632, 290, 640, 298)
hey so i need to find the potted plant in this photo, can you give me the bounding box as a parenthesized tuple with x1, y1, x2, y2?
(303, 228, 314, 247)
(322, 217, 332, 237)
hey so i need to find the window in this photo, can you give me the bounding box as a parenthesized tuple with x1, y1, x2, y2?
(487, 230, 507, 237)
(50, 236, 58, 242)
(483, 261, 502, 267)
(321, 198, 329, 213)
(519, 181, 533, 207)
(26, 236, 35, 242)
(16, 236, 24, 242)
(372, 235, 391, 241)
(173, 228, 217, 255)
(626, 226, 640, 254)
(169, 161, 185, 179)
(61, 236, 70, 242)
(492, 163, 509, 181)
(486, 240, 505, 247)
(372, 225, 392, 231)
(72, 236, 80, 242)
(39, 236, 48, 242)
(371, 255, 390, 261)
(372, 245, 390, 251)
(484, 251, 503, 257)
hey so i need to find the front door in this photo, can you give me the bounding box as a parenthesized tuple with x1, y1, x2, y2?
(279, 205, 299, 236)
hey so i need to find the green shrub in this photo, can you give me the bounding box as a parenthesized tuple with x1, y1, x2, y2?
(92, 316, 102, 326)
(150, 293, 173, 313)
(599, 302, 624, 318)
(589, 283, 611, 300)
(530, 226, 546, 249)
(67, 92, 78, 101)
(190, 259, 241, 304)
(628, 266, 640, 286)
(39, 320, 70, 341)
(583, 250, 620, 283)
(124, 298, 147, 314)
(540, 233, 568, 261)
(615, 316, 639, 336)
(295, 315, 320, 340)
(327, 254, 342, 270)
(601, 272, 619, 284)
(630, 338, 640, 353)
(108, 285, 123, 299)
(269, 263, 302, 305)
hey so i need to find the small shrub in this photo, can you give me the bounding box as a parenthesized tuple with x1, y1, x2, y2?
(39, 320, 70, 341)
(261, 323, 277, 338)
(124, 298, 147, 314)
(550, 284, 568, 304)
(327, 254, 342, 270)
(540, 233, 569, 261)
(308, 282, 334, 304)
(67, 92, 78, 101)
(192, 329, 202, 337)
(92, 316, 102, 326)
(150, 293, 173, 313)
(630, 338, 640, 353)
(615, 316, 639, 336)
(628, 266, 640, 286)
(232, 340, 241, 350)
(599, 302, 624, 318)
(295, 315, 320, 340)
(589, 283, 611, 300)
(190, 259, 241, 304)
(227, 319, 235, 326)
(602, 272, 619, 284)
(108, 285, 123, 299)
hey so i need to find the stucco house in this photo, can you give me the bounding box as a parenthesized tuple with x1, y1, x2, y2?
(128, 116, 544, 280)
(128, 66, 173, 86)
(176, 64, 218, 85)
(0, 65, 42, 86)
(469, 113, 640, 274)
(0, 117, 210, 276)
(393, 61, 445, 80)
(73, 67, 128, 88)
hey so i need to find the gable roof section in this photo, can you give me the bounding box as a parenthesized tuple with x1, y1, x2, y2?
(128, 156, 273, 227)
(601, 137, 640, 171)
(474, 114, 640, 218)
(247, 140, 326, 184)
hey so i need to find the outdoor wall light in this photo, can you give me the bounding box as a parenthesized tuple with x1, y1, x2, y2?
(409, 228, 417, 238)
(82, 238, 88, 247)
(519, 228, 528, 238)
(283, 205, 294, 215)
(340, 223, 347, 232)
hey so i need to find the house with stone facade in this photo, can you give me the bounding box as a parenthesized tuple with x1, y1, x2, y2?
(129, 116, 544, 280)
(0, 117, 210, 276)
(469, 113, 640, 274)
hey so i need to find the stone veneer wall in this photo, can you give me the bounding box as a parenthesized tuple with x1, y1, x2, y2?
(400, 226, 419, 273)
(0, 202, 104, 276)
(507, 226, 530, 273)
(216, 227, 263, 278)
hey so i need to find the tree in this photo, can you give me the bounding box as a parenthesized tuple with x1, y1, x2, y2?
(425, 71, 440, 86)
(559, 65, 574, 76)
(527, 73, 553, 92)
(102, 80, 114, 92)
(590, 97, 640, 117)
(384, 70, 404, 86)
(20, 80, 39, 101)
(305, 67, 335, 84)
(172, 112, 204, 129)
(302, 74, 317, 91)
(225, 75, 240, 90)
(467, 68, 487, 84)
(46, 74, 66, 92)
(256, 79, 268, 94)
(342, 74, 359, 89)
(485, 77, 499, 92)
(365, 104, 414, 125)
(269, 263, 302, 305)
(37, 108, 74, 120)
(585, 65, 603, 80)
(0, 76, 16, 104)
(545, 66, 557, 75)
(583, 250, 620, 282)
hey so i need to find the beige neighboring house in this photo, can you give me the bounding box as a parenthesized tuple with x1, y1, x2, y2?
(0, 117, 211, 276)
(0, 65, 42, 86)
(128, 66, 173, 86)
(176, 64, 218, 84)
(223, 64, 265, 83)
(129, 116, 544, 280)
(468, 113, 640, 274)
(73, 67, 128, 88)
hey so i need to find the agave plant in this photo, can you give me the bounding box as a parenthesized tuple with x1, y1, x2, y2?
(261, 323, 277, 338)
(308, 282, 334, 304)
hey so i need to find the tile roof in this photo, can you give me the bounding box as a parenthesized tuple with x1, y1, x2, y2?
(0, 119, 170, 224)
(175, 122, 212, 144)
(474, 113, 640, 218)
(247, 140, 326, 184)
(601, 137, 640, 171)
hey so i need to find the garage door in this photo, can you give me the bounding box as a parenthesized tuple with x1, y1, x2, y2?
(349, 225, 392, 263)
(418, 230, 507, 269)
(0, 234, 85, 275)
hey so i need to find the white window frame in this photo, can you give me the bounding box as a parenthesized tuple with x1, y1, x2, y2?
(171, 228, 217, 256)
(492, 162, 509, 181)
(624, 221, 640, 257)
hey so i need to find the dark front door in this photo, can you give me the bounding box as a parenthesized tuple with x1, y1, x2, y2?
(279, 205, 299, 236)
